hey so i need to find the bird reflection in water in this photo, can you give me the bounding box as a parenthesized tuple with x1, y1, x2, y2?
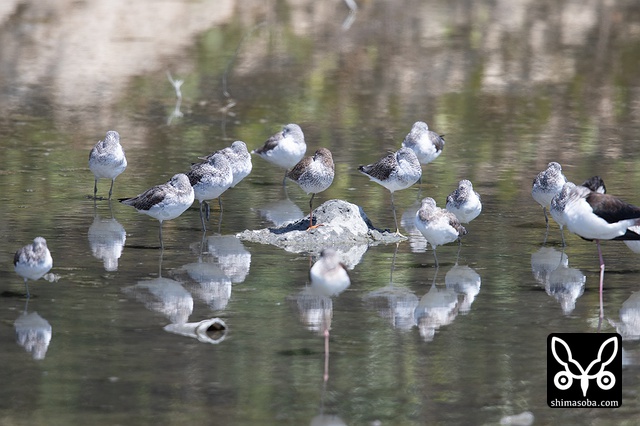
(122, 250, 193, 324)
(174, 232, 233, 312)
(445, 262, 481, 314)
(290, 248, 351, 384)
(531, 246, 585, 315)
(363, 244, 419, 331)
(611, 292, 640, 340)
(206, 235, 252, 284)
(88, 201, 126, 271)
(415, 268, 459, 342)
(14, 299, 52, 360)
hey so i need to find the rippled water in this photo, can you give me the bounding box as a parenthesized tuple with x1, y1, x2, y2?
(3, 1, 640, 425)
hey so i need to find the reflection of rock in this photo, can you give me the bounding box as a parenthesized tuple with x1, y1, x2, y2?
(531, 247, 567, 285)
(14, 311, 52, 360)
(546, 265, 585, 315)
(164, 317, 228, 344)
(615, 292, 640, 340)
(364, 285, 418, 331)
(206, 235, 251, 283)
(123, 277, 193, 324)
(414, 284, 458, 342)
(238, 199, 405, 253)
(88, 215, 126, 271)
(258, 197, 305, 227)
(445, 264, 481, 313)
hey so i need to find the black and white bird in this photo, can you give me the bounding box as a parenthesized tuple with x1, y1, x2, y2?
(561, 182, 640, 318)
(89, 130, 127, 200)
(14, 237, 53, 298)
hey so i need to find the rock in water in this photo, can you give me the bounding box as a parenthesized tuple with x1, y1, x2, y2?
(237, 199, 405, 253)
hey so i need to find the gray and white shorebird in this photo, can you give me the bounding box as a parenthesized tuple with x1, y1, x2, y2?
(120, 174, 195, 249)
(401, 121, 445, 166)
(286, 148, 335, 229)
(415, 197, 467, 267)
(532, 162, 567, 228)
(14, 237, 53, 298)
(445, 179, 482, 224)
(187, 152, 233, 231)
(200, 140, 252, 189)
(89, 130, 127, 200)
(358, 147, 422, 234)
(252, 123, 307, 184)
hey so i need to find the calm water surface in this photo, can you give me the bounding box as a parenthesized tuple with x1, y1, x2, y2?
(2, 1, 640, 425)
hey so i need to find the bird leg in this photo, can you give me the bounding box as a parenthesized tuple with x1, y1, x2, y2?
(391, 192, 403, 236)
(307, 193, 323, 230)
(199, 202, 207, 232)
(23, 278, 31, 299)
(108, 179, 115, 200)
(597, 239, 605, 320)
(159, 221, 165, 250)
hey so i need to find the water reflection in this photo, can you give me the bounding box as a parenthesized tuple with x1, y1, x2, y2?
(257, 195, 305, 227)
(14, 301, 52, 360)
(415, 271, 459, 342)
(531, 247, 585, 315)
(123, 252, 193, 324)
(613, 292, 640, 340)
(364, 245, 419, 331)
(445, 263, 481, 314)
(87, 203, 126, 271)
(547, 264, 586, 315)
(206, 235, 251, 284)
(178, 260, 232, 311)
(400, 200, 427, 253)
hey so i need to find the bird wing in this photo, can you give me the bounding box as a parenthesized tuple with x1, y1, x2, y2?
(587, 192, 640, 223)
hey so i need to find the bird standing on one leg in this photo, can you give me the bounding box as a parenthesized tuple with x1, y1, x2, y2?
(89, 130, 127, 200)
(286, 148, 335, 229)
(252, 124, 307, 185)
(358, 147, 422, 235)
(120, 174, 195, 249)
(532, 162, 567, 232)
(561, 183, 640, 319)
(14, 237, 53, 298)
(415, 197, 467, 268)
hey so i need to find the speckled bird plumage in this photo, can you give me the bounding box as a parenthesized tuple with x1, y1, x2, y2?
(445, 179, 482, 224)
(89, 130, 127, 199)
(401, 121, 445, 165)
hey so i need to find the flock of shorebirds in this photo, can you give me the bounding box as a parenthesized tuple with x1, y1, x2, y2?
(531, 161, 640, 318)
(13, 120, 487, 298)
(14, 120, 640, 317)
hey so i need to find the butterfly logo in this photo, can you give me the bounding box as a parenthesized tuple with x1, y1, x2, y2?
(551, 335, 618, 397)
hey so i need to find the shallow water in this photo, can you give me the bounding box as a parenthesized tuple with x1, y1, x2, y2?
(3, 1, 640, 425)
